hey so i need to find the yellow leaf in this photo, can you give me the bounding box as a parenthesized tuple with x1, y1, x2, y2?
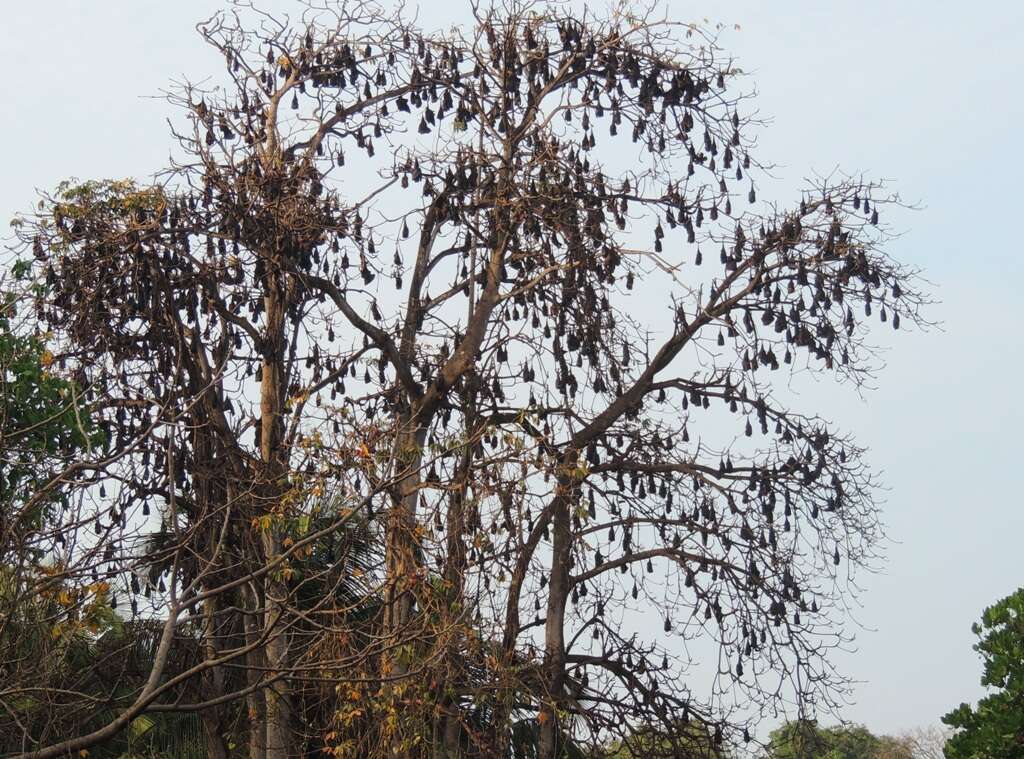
(40, 349, 54, 367)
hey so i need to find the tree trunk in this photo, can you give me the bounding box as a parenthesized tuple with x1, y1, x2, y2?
(433, 428, 475, 758)
(262, 537, 293, 759)
(441, 711, 461, 758)
(200, 598, 229, 759)
(200, 708, 230, 759)
(243, 598, 268, 759)
(257, 263, 293, 759)
(383, 421, 428, 668)
(539, 487, 572, 759)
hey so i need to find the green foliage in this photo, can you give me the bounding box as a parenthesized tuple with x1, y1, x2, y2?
(766, 720, 832, 759)
(109, 710, 205, 759)
(0, 289, 98, 527)
(765, 720, 912, 759)
(50, 178, 167, 240)
(0, 566, 126, 754)
(942, 587, 1024, 759)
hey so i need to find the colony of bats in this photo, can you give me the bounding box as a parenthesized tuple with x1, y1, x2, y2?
(6, 1, 926, 757)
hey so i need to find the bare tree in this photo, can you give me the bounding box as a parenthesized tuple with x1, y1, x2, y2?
(899, 725, 952, 759)
(5, 1, 928, 758)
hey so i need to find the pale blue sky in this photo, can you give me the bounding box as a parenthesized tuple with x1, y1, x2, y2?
(2, 0, 1021, 738)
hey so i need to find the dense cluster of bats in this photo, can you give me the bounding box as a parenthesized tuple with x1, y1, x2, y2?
(8, 2, 925, 757)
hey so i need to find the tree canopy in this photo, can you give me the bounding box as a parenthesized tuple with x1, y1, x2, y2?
(943, 587, 1024, 759)
(0, 284, 99, 526)
(765, 720, 913, 759)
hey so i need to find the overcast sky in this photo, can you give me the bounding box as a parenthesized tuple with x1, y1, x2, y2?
(2, 0, 1022, 739)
